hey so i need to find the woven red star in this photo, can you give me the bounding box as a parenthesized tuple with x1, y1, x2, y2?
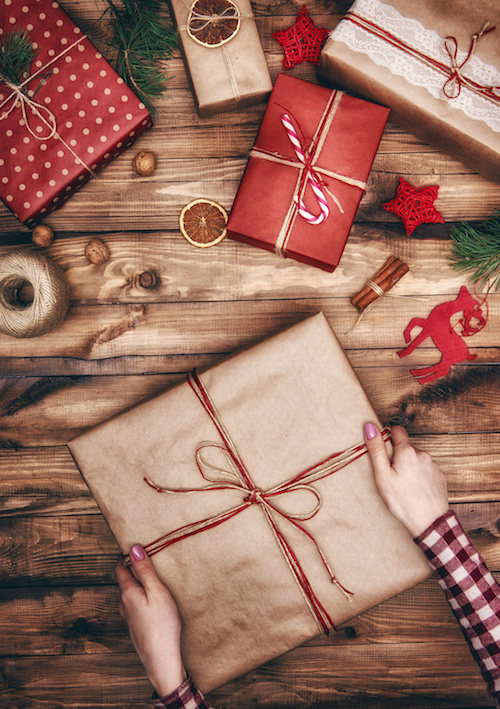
(272, 5, 329, 70)
(383, 177, 445, 235)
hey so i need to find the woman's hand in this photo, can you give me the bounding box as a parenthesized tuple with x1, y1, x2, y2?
(364, 423, 449, 537)
(115, 545, 187, 698)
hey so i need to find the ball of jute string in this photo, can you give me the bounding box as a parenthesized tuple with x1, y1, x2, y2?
(0, 250, 70, 338)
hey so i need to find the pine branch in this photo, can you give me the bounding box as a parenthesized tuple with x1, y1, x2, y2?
(449, 213, 500, 290)
(102, 0, 177, 114)
(0, 30, 37, 88)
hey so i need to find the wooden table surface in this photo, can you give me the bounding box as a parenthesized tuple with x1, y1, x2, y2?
(1, 1, 500, 707)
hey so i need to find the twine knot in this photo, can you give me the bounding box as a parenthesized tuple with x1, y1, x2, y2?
(245, 488, 264, 505)
(443, 22, 496, 99)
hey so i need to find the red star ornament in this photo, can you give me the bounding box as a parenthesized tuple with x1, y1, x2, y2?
(272, 5, 329, 70)
(383, 177, 445, 235)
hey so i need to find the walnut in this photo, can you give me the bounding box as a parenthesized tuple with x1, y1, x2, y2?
(31, 224, 54, 247)
(132, 150, 156, 176)
(85, 238, 110, 265)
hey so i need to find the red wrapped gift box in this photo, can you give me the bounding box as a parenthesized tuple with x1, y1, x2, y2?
(0, 0, 152, 228)
(226, 73, 389, 272)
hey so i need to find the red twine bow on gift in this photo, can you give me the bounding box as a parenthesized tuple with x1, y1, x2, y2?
(443, 22, 497, 99)
(130, 369, 391, 635)
(342, 12, 500, 104)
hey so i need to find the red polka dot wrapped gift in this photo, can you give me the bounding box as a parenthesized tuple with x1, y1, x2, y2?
(0, 0, 152, 228)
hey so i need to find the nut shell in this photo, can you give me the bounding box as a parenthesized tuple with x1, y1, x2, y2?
(132, 151, 156, 176)
(32, 224, 54, 248)
(85, 239, 110, 265)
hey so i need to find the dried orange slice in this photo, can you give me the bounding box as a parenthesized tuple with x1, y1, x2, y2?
(187, 0, 240, 48)
(179, 198, 228, 248)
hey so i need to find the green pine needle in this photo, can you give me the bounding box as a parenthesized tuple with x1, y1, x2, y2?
(449, 213, 500, 290)
(102, 0, 177, 114)
(0, 29, 37, 88)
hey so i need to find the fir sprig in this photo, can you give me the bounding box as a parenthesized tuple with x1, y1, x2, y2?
(449, 213, 500, 290)
(0, 30, 37, 88)
(103, 0, 177, 114)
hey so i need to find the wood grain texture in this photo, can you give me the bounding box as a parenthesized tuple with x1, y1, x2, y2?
(1, 0, 499, 707)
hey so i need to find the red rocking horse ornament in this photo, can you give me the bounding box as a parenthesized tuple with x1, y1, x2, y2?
(397, 286, 487, 384)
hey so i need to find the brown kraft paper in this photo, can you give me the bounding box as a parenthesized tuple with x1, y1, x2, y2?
(168, 0, 272, 117)
(320, 0, 500, 183)
(68, 313, 430, 693)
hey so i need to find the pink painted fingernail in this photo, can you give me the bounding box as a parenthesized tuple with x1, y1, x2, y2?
(364, 423, 378, 440)
(130, 544, 145, 561)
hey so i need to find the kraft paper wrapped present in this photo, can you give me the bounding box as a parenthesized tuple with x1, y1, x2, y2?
(320, 0, 500, 183)
(226, 73, 390, 272)
(0, 0, 152, 228)
(68, 313, 430, 693)
(168, 0, 272, 117)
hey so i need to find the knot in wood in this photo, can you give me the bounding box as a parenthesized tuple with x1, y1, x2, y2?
(134, 271, 158, 290)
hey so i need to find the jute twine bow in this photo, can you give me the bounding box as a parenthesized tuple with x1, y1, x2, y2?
(342, 11, 500, 104)
(0, 250, 70, 338)
(443, 22, 497, 99)
(250, 91, 367, 258)
(128, 368, 391, 635)
(0, 35, 98, 177)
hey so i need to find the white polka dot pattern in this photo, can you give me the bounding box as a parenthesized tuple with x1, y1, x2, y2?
(0, 0, 153, 227)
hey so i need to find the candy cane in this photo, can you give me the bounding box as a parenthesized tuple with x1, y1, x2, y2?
(281, 113, 330, 225)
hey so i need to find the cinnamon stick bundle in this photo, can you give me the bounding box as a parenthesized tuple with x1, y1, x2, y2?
(351, 256, 409, 313)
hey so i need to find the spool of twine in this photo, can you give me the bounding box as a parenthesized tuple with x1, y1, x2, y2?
(0, 250, 70, 338)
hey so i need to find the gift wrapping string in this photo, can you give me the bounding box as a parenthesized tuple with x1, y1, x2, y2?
(178, 0, 255, 104)
(249, 90, 367, 258)
(340, 12, 500, 103)
(0, 35, 99, 178)
(127, 368, 391, 635)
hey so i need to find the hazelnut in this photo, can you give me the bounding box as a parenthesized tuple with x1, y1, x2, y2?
(132, 150, 156, 176)
(85, 238, 110, 265)
(32, 224, 54, 247)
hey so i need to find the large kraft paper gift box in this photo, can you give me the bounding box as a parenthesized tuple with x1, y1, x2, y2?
(68, 313, 430, 693)
(0, 0, 151, 228)
(226, 73, 389, 272)
(320, 0, 500, 183)
(168, 0, 272, 117)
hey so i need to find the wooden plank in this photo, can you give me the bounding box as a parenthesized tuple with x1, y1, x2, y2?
(0, 293, 497, 361)
(1, 433, 499, 520)
(0, 642, 495, 708)
(0, 363, 499, 447)
(0, 503, 498, 588)
(2, 574, 500, 657)
(0, 227, 479, 306)
(1, 153, 498, 234)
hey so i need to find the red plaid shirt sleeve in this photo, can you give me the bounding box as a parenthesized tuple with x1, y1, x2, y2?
(415, 510, 500, 707)
(152, 675, 214, 709)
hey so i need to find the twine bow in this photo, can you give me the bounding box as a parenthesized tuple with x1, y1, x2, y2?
(443, 22, 497, 99)
(0, 78, 57, 141)
(188, 3, 240, 34)
(132, 369, 391, 634)
(0, 35, 100, 183)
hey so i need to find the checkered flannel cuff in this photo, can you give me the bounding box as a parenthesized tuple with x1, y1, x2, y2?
(416, 510, 500, 704)
(152, 675, 214, 709)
